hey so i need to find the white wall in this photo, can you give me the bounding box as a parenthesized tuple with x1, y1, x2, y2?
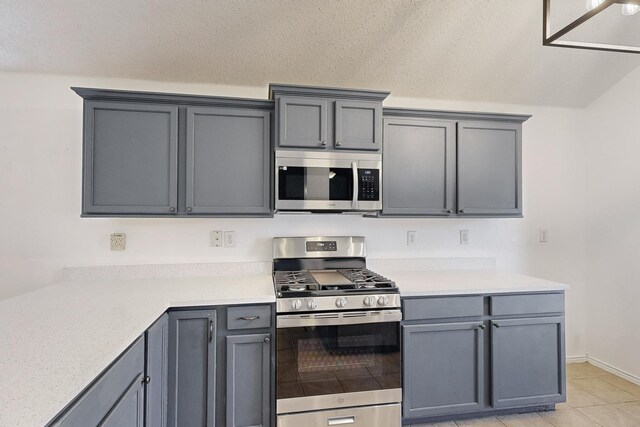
(0, 71, 588, 358)
(584, 66, 640, 379)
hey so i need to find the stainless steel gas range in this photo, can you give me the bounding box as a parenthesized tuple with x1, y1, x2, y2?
(273, 236, 402, 427)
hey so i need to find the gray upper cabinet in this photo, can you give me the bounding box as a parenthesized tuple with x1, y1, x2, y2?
(277, 96, 328, 149)
(491, 316, 565, 409)
(457, 121, 522, 216)
(382, 118, 456, 216)
(403, 322, 484, 418)
(146, 313, 169, 427)
(82, 100, 178, 215)
(51, 337, 145, 427)
(186, 107, 271, 215)
(226, 333, 271, 427)
(271, 84, 389, 152)
(168, 310, 216, 427)
(335, 100, 382, 150)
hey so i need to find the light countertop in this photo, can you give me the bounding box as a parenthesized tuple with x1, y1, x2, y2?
(384, 269, 569, 296)
(0, 274, 274, 427)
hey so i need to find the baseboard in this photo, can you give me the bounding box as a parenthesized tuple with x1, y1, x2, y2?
(586, 356, 640, 386)
(566, 355, 588, 364)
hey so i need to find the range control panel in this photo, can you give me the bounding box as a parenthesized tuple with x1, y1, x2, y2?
(358, 169, 380, 201)
(306, 241, 337, 252)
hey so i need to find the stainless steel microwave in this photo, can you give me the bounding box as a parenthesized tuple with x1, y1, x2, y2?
(275, 150, 382, 213)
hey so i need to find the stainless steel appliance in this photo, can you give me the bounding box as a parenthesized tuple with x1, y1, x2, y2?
(273, 236, 401, 427)
(275, 150, 382, 213)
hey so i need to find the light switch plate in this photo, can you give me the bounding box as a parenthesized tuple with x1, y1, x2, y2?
(224, 231, 236, 247)
(210, 231, 223, 247)
(407, 231, 417, 246)
(539, 229, 549, 243)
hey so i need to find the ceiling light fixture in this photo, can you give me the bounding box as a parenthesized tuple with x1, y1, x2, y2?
(543, 0, 640, 53)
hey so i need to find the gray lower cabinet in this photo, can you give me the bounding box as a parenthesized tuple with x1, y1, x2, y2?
(168, 310, 216, 427)
(491, 317, 565, 408)
(226, 334, 271, 427)
(51, 337, 145, 427)
(402, 292, 565, 424)
(82, 100, 179, 215)
(403, 322, 484, 418)
(186, 107, 271, 215)
(335, 100, 382, 150)
(145, 313, 169, 427)
(382, 118, 456, 215)
(457, 121, 522, 216)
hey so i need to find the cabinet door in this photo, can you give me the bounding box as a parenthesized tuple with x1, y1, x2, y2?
(491, 317, 565, 408)
(186, 107, 271, 215)
(83, 101, 178, 215)
(168, 310, 216, 427)
(226, 334, 271, 427)
(403, 322, 484, 419)
(457, 121, 522, 216)
(146, 313, 169, 427)
(383, 118, 456, 215)
(52, 337, 145, 427)
(335, 100, 382, 150)
(99, 375, 145, 427)
(278, 96, 328, 148)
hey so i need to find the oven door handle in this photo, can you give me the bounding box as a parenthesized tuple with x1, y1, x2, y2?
(351, 161, 358, 210)
(277, 309, 402, 328)
(328, 416, 356, 425)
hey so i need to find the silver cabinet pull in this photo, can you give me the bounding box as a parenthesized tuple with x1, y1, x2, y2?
(478, 324, 486, 330)
(493, 322, 501, 328)
(336, 140, 342, 147)
(264, 337, 270, 343)
(328, 416, 356, 425)
(142, 376, 151, 384)
(237, 316, 260, 321)
(169, 207, 176, 212)
(187, 207, 192, 212)
(459, 209, 466, 214)
(321, 140, 327, 146)
(446, 209, 453, 214)
(209, 320, 214, 342)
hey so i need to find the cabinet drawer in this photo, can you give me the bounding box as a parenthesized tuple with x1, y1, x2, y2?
(490, 293, 564, 316)
(404, 296, 484, 320)
(227, 305, 272, 330)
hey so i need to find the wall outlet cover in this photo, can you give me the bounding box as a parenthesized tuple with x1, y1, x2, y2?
(224, 231, 236, 247)
(460, 230, 470, 245)
(110, 233, 126, 251)
(407, 231, 417, 246)
(539, 229, 549, 243)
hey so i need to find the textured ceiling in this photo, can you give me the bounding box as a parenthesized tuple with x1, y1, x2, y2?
(1, 0, 640, 107)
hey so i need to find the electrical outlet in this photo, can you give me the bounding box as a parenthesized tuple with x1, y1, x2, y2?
(407, 231, 417, 246)
(110, 233, 126, 251)
(460, 230, 470, 245)
(539, 229, 549, 243)
(210, 231, 223, 247)
(224, 231, 236, 247)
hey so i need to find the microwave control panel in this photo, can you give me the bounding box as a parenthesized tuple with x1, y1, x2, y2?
(358, 169, 380, 201)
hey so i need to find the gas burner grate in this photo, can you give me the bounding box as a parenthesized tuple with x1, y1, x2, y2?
(338, 269, 396, 289)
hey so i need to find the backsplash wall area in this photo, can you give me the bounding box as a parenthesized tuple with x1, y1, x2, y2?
(0, 71, 588, 358)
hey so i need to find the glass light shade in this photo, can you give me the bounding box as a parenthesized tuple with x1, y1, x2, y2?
(621, 4, 640, 15)
(586, 0, 606, 11)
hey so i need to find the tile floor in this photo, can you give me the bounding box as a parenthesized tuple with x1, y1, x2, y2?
(413, 363, 640, 427)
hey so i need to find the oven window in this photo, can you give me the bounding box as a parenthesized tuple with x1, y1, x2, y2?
(277, 322, 401, 399)
(278, 166, 354, 201)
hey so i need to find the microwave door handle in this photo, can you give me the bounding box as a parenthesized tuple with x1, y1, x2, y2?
(352, 162, 358, 209)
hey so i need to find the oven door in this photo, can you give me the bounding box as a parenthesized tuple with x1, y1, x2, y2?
(276, 310, 402, 415)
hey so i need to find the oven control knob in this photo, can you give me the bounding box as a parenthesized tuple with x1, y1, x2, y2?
(363, 296, 376, 307)
(307, 299, 318, 310)
(335, 297, 347, 308)
(290, 299, 303, 310)
(377, 296, 389, 306)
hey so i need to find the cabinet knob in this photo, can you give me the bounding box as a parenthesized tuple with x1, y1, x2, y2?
(321, 140, 327, 147)
(169, 207, 176, 212)
(493, 323, 501, 328)
(478, 324, 486, 330)
(187, 207, 192, 212)
(459, 209, 466, 214)
(142, 376, 151, 384)
(336, 141, 342, 147)
(264, 337, 270, 343)
(446, 209, 453, 214)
